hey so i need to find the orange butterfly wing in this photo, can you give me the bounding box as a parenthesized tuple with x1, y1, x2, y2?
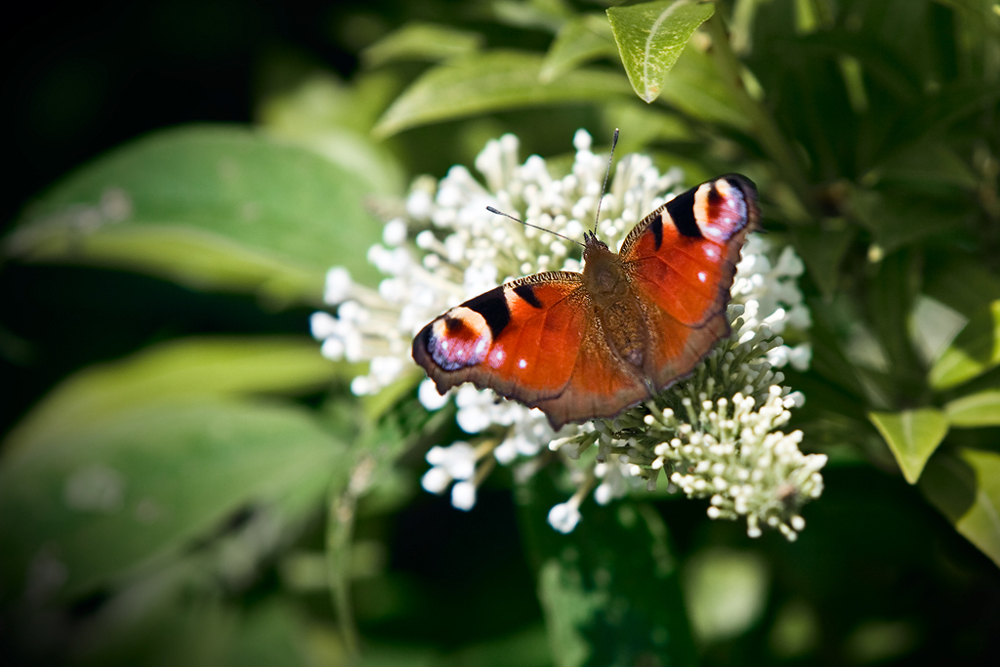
(620, 175, 759, 387)
(412, 272, 650, 429)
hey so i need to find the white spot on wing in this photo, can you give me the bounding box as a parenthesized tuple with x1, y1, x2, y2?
(698, 271, 707, 282)
(518, 359, 527, 369)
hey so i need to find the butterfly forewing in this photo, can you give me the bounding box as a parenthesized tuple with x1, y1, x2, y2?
(413, 273, 588, 405)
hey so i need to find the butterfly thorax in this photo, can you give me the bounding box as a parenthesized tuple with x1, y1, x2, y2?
(581, 233, 649, 373)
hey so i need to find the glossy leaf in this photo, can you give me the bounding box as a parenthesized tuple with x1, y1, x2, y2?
(921, 447, 1000, 568)
(0, 401, 347, 600)
(362, 23, 484, 67)
(540, 14, 618, 83)
(944, 390, 1000, 428)
(607, 0, 715, 103)
(3, 336, 349, 455)
(869, 409, 950, 483)
(373, 51, 633, 137)
(519, 475, 695, 667)
(4, 126, 384, 304)
(930, 301, 1000, 390)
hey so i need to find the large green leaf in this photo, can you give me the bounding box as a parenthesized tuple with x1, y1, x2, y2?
(944, 390, 1000, 428)
(540, 14, 618, 83)
(4, 337, 350, 455)
(4, 126, 384, 304)
(362, 23, 484, 67)
(0, 400, 347, 601)
(930, 301, 1000, 390)
(519, 475, 695, 667)
(607, 0, 715, 103)
(373, 50, 633, 137)
(920, 447, 1000, 568)
(869, 409, 950, 484)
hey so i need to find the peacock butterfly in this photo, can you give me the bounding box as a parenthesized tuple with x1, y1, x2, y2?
(412, 171, 760, 430)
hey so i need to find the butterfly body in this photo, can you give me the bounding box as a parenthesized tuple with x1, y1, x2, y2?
(412, 175, 759, 429)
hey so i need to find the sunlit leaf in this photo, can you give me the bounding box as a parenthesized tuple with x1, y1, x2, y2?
(930, 301, 1000, 390)
(944, 390, 1000, 427)
(373, 51, 633, 137)
(3, 336, 349, 455)
(491, 0, 574, 32)
(540, 14, 618, 83)
(0, 401, 347, 600)
(257, 72, 406, 195)
(869, 409, 949, 483)
(362, 23, 484, 67)
(607, 0, 715, 103)
(921, 447, 1000, 568)
(4, 126, 384, 304)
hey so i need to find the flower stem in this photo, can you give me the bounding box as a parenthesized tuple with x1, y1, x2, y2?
(705, 12, 815, 221)
(326, 458, 375, 657)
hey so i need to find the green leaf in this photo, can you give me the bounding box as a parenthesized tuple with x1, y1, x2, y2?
(944, 390, 1000, 428)
(790, 222, 855, 300)
(373, 50, 634, 137)
(930, 301, 1000, 391)
(865, 141, 979, 191)
(4, 126, 384, 304)
(869, 409, 950, 484)
(540, 14, 618, 83)
(848, 187, 969, 255)
(0, 400, 347, 601)
(362, 23, 484, 67)
(4, 337, 349, 455)
(519, 475, 695, 667)
(656, 41, 750, 130)
(491, 0, 574, 32)
(607, 0, 715, 103)
(920, 447, 1000, 568)
(923, 252, 1000, 319)
(257, 71, 407, 196)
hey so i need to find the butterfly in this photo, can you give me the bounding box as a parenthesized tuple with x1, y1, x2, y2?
(412, 174, 759, 430)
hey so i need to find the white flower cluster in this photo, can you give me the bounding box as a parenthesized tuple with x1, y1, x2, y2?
(310, 130, 824, 538)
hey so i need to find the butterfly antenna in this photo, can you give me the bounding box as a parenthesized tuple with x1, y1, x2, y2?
(486, 206, 585, 248)
(592, 128, 619, 236)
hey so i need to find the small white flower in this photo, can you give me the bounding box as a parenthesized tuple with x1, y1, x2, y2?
(547, 501, 582, 534)
(451, 481, 477, 511)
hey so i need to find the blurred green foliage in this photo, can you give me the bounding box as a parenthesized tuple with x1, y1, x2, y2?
(3, 0, 1000, 665)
